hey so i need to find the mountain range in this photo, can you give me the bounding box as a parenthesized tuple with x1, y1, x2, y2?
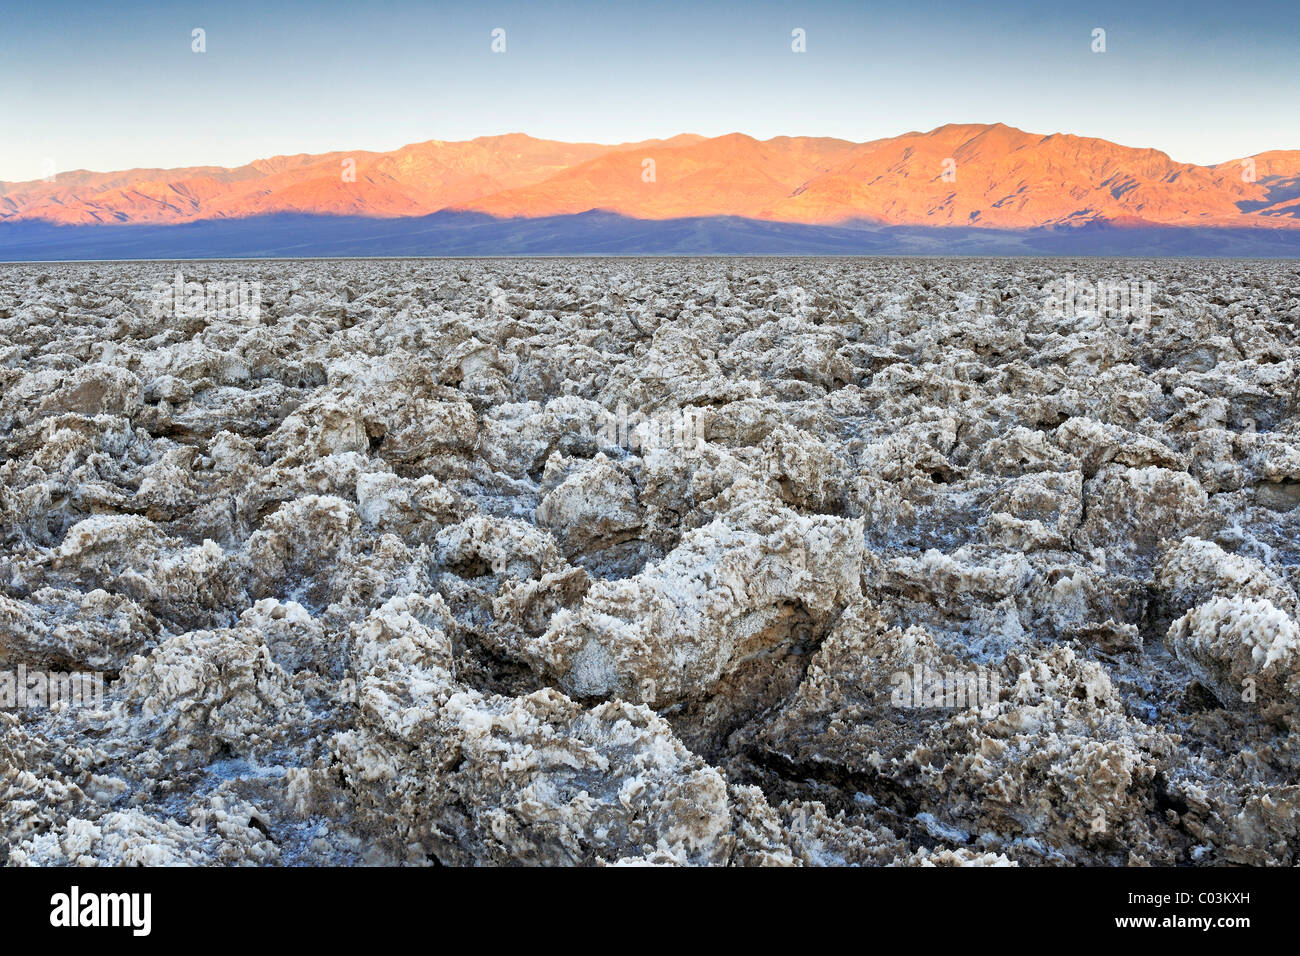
(4, 124, 1299, 258)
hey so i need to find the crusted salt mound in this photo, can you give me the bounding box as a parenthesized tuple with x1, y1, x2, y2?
(535, 453, 646, 573)
(106, 626, 310, 771)
(1158, 536, 1299, 615)
(329, 597, 736, 865)
(1165, 596, 1300, 707)
(0, 587, 158, 671)
(10, 804, 279, 866)
(526, 500, 864, 704)
(1074, 465, 1214, 575)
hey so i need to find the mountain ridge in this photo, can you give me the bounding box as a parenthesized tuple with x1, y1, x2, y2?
(3, 124, 1298, 232)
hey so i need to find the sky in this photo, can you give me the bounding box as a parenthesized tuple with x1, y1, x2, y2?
(2, 0, 1297, 181)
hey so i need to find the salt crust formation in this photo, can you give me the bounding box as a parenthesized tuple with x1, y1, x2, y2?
(1, 258, 1298, 866)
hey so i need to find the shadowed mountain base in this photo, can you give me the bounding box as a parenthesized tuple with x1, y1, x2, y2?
(3, 211, 1300, 260)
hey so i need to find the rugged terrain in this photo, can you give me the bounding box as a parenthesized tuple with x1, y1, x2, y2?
(1, 257, 1298, 866)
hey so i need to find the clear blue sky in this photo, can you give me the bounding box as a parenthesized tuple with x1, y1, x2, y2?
(2, 0, 1297, 181)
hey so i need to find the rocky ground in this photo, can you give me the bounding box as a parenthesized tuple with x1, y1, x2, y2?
(1, 257, 1298, 866)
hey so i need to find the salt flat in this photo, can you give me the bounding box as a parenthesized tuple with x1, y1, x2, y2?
(1, 257, 1297, 865)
